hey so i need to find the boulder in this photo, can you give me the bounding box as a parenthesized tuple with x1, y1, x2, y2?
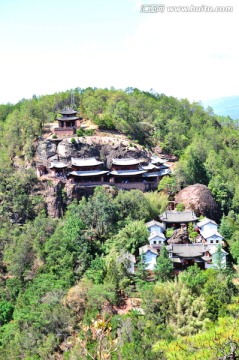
(57, 139, 100, 160)
(175, 184, 221, 221)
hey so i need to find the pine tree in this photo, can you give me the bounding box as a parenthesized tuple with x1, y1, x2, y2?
(168, 281, 209, 337)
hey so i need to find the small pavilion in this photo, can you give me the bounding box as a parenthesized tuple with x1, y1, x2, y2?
(49, 161, 68, 177)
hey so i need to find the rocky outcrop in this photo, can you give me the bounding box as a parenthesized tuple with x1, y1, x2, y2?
(36, 136, 150, 168)
(36, 140, 58, 165)
(167, 228, 190, 245)
(175, 184, 221, 222)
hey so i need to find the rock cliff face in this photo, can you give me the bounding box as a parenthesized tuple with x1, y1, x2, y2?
(39, 180, 66, 218)
(36, 136, 150, 167)
(175, 184, 221, 222)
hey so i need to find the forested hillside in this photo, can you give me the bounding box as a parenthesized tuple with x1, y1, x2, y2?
(0, 88, 238, 359)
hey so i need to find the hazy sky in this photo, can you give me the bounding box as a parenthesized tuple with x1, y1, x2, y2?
(0, 0, 238, 104)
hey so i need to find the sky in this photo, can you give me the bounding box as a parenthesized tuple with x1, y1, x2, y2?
(0, 0, 238, 104)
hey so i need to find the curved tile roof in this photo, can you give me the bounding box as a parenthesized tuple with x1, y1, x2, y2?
(69, 170, 109, 177)
(112, 158, 140, 166)
(160, 211, 198, 223)
(71, 157, 103, 167)
(110, 170, 146, 176)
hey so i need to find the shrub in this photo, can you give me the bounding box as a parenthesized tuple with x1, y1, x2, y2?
(166, 228, 174, 238)
(176, 203, 185, 212)
(76, 128, 85, 137)
(71, 138, 76, 143)
(189, 231, 199, 242)
(84, 129, 94, 136)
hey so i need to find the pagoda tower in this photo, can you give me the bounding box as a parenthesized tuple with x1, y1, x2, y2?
(54, 106, 82, 136)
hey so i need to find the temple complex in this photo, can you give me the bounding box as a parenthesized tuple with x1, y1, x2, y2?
(38, 154, 171, 190)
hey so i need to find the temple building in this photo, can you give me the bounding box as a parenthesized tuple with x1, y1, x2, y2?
(140, 158, 171, 183)
(111, 158, 141, 171)
(139, 245, 158, 270)
(54, 107, 82, 136)
(167, 243, 228, 271)
(196, 217, 224, 245)
(196, 218, 218, 233)
(109, 158, 146, 183)
(142, 167, 171, 182)
(145, 220, 165, 234)
(71, 157, 103, 171)
(148, 231, 166, 250)
(200, 229, 224, 245)
(68, 157, 108, 183)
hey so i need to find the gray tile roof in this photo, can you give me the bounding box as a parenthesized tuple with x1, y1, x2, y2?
(49, 161, 68, 169)
(69, 170, 109, 177)
(145, 220, 165, 230)
(197, 217, 218, 228)
(151, 156, 167, 164)
(71, 157, 103, 167)
(59, 107, 77, 115)
(148, 231, 166, 240)
(57, 116, 79, 121)
(167, 244, 206, 257)
(201, 229, 223, 239)
(118, 252, 136, 264)
(112, 158, 140, 166)
(160, 211, 198, 223)
(140, 163, 159, 171)
(110, 170, 146, 176)
(139, 245, 158, 255)
(142, 169, 171, 177)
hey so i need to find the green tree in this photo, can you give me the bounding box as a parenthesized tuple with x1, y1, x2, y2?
(79, 187, 118, 239)
(0, 301, 14, 326)
(106, 220, 148, 255)
(135, 255, 148, 286)
(179, 148, 209, 186)
(158, 175, 178, 196)
(230, 240, 239, 264)
(212, 244, 227, 271)
(179, 264, 208, 295)
(153, 317, 239, 360)
(154, 246, 173, 282)
(114, 189, 152, 224)
(144, 191, 168, 219)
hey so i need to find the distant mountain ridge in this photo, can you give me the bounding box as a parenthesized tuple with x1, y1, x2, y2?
(202, 96, 239, 120)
